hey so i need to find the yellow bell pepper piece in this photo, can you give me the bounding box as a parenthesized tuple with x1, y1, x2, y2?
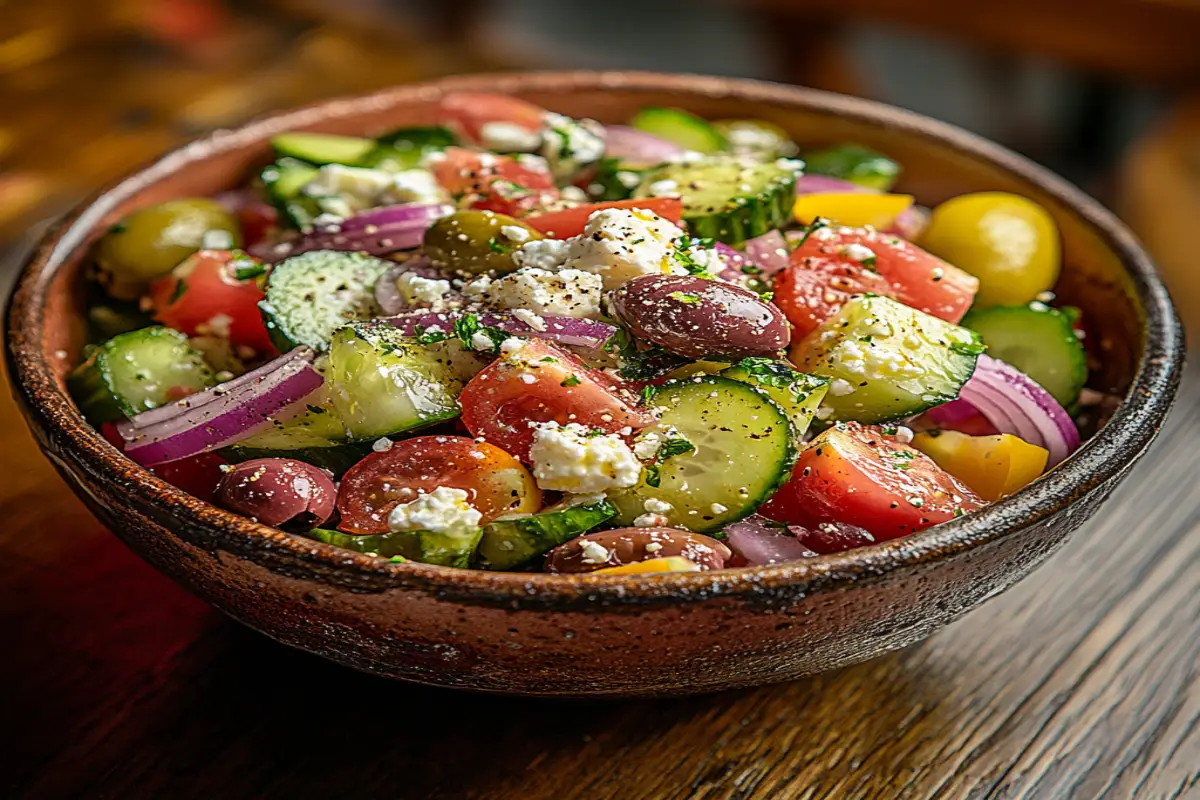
(793, 192, 914, 229)
(912, 430, 1048, 501)
(592, 557, 700, 575)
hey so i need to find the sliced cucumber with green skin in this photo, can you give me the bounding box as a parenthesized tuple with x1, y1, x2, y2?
(795, 295, 982, 424)
(261, 158, 322, 230)
(260, 251, 391, 351)
(629, 107, 727, 154)
(68, 327, 215, 423)
(961, 304, 1087, 407)
(307, 526, 482, 567)
(325, 322, 468, 440)
(476, 497, 617, 570)
(610, 377, 795, 533)
(803, 144, 901, 191)
(364, 125, 456, 170)
(221, 442, 373, 478)
(634, 157, 799, 245)
(719, 358, 829, 439)
(271, 132, 376, 166)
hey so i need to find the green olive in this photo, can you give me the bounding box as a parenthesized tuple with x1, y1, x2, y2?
(96, 198, 241, 298)
(422, 210, 543, 276)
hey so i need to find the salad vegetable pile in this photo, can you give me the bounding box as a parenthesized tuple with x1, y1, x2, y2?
(70, 93, 1098, 574)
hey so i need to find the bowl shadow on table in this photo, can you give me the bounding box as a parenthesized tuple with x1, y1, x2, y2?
(131, 615, 956, 797)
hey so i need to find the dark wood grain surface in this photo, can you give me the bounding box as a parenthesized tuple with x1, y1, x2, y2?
(2, 256, 1197, 797)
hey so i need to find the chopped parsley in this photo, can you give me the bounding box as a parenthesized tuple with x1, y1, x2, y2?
(791, 216, 830, 248)
(605, 328, 686, 381)
(413, 324, 451, 344)
(487, 237, 509, 254)
(644, 433, 696, 488)
(673, 236, 716, 277)
(168, 279, 188, 305)
(230, 251, 267, 281)
(669, 291, 702, 305)
(560, 374, 582, 387)
(639, 384, 658, 405)
(949, 335, 988, 357)
(453, 314, 508, 353)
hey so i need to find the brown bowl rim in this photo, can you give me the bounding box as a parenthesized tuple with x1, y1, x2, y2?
(5, 71, 1185, 605)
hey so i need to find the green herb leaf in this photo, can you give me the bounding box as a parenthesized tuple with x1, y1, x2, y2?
(169, 279, 188, 305)
(560, 374, 582, 387)
(669, 291, 702, 305)
(792, 216, 830, 248)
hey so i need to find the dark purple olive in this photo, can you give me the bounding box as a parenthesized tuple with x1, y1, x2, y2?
(545, 528, 732, 574)
(609, 274, 790, 360)
(215, 458, 336, 531)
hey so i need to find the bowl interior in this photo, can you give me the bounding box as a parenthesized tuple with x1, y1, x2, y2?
(12, 72, 1182, 594)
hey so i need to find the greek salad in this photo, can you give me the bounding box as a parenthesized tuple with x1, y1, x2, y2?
(70, 93, 1095, 574)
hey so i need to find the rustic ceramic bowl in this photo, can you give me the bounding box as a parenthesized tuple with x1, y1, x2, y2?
(6, 72, 1184, 696)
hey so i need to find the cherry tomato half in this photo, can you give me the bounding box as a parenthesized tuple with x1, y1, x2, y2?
(458, 340, 653, 462)
(336, 436, 542, 534)
(759, 421, 983, 540)
(148, 250, 275, 355)
(523, 198, 685, 239)
(430, 147, 558, 216)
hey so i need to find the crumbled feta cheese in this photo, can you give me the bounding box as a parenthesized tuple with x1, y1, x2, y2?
(468, 267, 603, 318)
(197, 313, 234, 339)
(561, 185, 589, 203)
(201, 229, 234, 250)
(480, 121, 544, 153)
(579, 539, 611, 565)
(372, 437, 393, 452)
(644, 541, 664, 553)
(632, 431, 662, 461)
(512, 238, 571, 271)
(662, 150, 707, 164)
(396, 272, 452, 309)
(388, 487, 482, 535)
(632, 513, 668, 528)
(643, 497, 673, 514)
(710, 503, 728, 515)
(894, 426, 914, 444)
(499, 338, 526, 358)
(563, 208, 689, 290)
(470, 331, 495, 351)
(839, 243, 876, 264)
(647, 179, 680, 197)
(829, 378, 855, 396)
(500, 224, 531, 243)
(528, 421, 642, 493)
(304, 164, 395, 215)
(615, 171, 642, 189)
(908, 496, 924, 508)
(540, 112, 605, 179)
(389, 168, 448, 205)
(512, 307, 547, 331)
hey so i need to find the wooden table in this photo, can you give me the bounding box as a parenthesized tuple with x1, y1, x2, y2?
(2, 273, 1198, 797)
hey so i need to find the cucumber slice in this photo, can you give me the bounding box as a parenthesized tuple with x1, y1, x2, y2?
(261, 158, 322, 230)
(476, 497, 616, 570)
(271, 132, 376, 166)
(325, 322, 467, 440)
(803, 144, 901, 191)
(259, 251, 391, 351)
(221, 442, 372, 478)
(610, 377, 796, 533)
(794, 295, 982, 424)
(712, 119, 798, 160)
(634, 156, 799, 245)
(67, 327, 215, 423)
(719, 358, 829, 439)
(629, 107, 727, 154)
(308, 526, 482, 567)
(364, 125, 456, 170)
(961, 304, 1087, 407)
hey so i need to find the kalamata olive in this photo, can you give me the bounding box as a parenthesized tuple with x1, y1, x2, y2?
(609, 274, 790, 360)
(423, 210, 543, 276)
(215, 458, 336, 531)
(792, 521, 876, 554)
(545, 528, 732, 574)
(96, 198, 241, 299)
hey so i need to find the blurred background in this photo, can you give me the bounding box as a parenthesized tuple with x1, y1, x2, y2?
(2, 0, 1199, 327)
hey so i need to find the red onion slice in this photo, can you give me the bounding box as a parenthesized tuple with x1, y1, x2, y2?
(603, 125, 685, 165)
(946, 354, 1081, 467)
(251, 203, 453, 262)
(743, 230, 790, 275)
(725, 515, 818, 565)
(388, 310, 616, 350)
(794, 175, 871, 195)
(118, 348, 324, 466)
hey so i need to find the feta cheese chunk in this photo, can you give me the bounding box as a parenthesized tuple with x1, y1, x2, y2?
(540, 112, 606, 179)
(304, 165, 395, 215)
(512, 238, 571, 271)
(395, 272, 452, 309)
(389, 168, 449, 205)
(480, 121, 544, 153)
(563, 208, 690, 290)
(465, 267, 603, 318)
(529, 422, 642, 493)
(387, 487, 482, 535)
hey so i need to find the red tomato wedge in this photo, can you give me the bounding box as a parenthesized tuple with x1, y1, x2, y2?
(436, 92, 547, 145)
(523, 198, 685, 239)
(758, 422, 983, 539)
(336, 436, 542, 534)
(458, 340, 654, 462)
(148, 250, 275, 355)
(776, 227, 978, 339)
(429, 147, 558, 216)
